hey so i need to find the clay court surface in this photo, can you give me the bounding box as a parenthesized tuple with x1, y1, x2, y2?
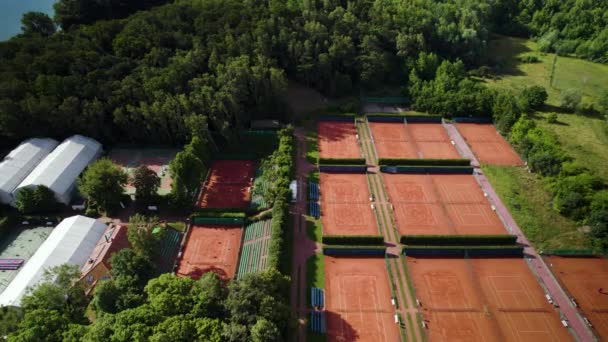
(369, 122, 460, 159)
(318, 121, 360, 158)
(176, 225, 242, 280)
(456, 123, 523, 165)
(544, 256, 608, 339)
(320, 173, 377, 235)
(324, 257, 400, 342)
(108, 148, 178, 195)
(197, 160, 256, 208)
(383, 174, 505, 235)
(408, 257, 572, 341)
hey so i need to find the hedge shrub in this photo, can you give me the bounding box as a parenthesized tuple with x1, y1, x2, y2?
(322, 235, 384, 245)
(380, 165, 473, 174)
(191, 216, 245, 226)
(190, 210, 247, 218)
(400, 234, 517, 246)
(379, 158, 471, 167)
(403, 245, 523, 257)
(318, 158, 366, 166)
(323, 245, 386, 256)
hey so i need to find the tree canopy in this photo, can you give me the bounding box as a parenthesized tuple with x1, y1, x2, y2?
(78, 158, 128, 212)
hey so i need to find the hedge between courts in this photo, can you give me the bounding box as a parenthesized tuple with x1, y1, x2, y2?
(191, 216, 245, 226)
(539, 249, 598, 256)
(190, 210, 247, 218)
(380, 165, 474, 174)
(321, 235, 384, 245)
(400, 234, 517, 246)
(318, 158, 366, 166)
(378, 158, 471, 167)
(402, 245, 523, 257)
(323, 245, 387, 256)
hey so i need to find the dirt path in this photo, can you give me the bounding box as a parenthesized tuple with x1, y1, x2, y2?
(358, 120, 424, 342)
(444, 121, 596, 342)
(291, 128, 322, 342)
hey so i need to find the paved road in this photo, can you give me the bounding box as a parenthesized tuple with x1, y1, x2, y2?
(444, 122, 596, 342)
(291, 128, 321, 342)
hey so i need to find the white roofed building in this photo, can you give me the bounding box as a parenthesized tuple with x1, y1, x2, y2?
(0, 215, 107, 307)
(0, 138, 59, 204)
(13, 135, 102, 205)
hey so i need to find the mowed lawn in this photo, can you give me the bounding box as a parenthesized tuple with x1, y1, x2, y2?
(482, 165, 589, 250)
(484, 35, 608, 180)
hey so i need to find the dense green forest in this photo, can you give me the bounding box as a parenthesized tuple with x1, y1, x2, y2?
(1, 0, 605, 147)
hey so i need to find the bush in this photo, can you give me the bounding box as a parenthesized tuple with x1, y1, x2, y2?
(321, 235, 384, 245)
(318, 158, 366, 166)
(378, 158, 471, 166)
(560, 88, 582, 111)
(520, 86, 548, 111)
(547, 113, 558, 123)
(527, 149, 564, 176)
(190, 210, 247, 218)
(518, 55, 540, 63)
(552, 173, 602, 220)
(400, 234, 517, 246)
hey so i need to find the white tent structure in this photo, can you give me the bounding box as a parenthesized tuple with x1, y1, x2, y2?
(0, 215, 107, 307)
(13, 135, 102, 205)
(0, 138, 59, 204)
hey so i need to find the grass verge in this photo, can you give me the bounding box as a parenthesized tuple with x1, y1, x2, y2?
(306, 253, 325, 291)
(306, 131, 319, 165)
(166, 221, 186, 232)
(306, 217, 323, 243)
(482, 165, 589, 250)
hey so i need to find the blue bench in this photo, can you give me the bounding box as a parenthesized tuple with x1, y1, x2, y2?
(310, 311, 326, 333)
(311, 287, 325, 308)
(309, 202, 320, 219)
(309, 182, 319, 200)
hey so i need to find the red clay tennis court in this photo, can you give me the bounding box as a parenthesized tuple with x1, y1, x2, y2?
(324, 256, 400, 342)
(407, 257, 572, 341)
(369, 122, 460, 159)
(368, 122, 417, 158)
(318, 121, 361, 158)
(383, 174, 505, 235)
(320, 173, 377, 235)
(176, 225, 242, 280)
(197, 160, 256, 208)
(456, 123, 523, 165)
(544, 256, 608, 339)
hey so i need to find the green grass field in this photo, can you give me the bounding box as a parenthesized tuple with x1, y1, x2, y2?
(485, 35, 608, 181)
(485, 36, 608, 106)
(482, 165, 589, 250)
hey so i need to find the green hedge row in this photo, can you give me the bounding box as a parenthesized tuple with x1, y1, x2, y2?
(266, 127, 295, 274)
(191, 216, 245, 226)
(539, 249, 597, 256)
(191, 211, 247, 218)
(400, 234, 517, 246)
(379, 158, 471, 166)
(323, 245, 387, 255)
(403, 245, 523, 256)
(192, 208, 250, 217)
(322, 235, 384, 245)
(318, 158, 366, 166)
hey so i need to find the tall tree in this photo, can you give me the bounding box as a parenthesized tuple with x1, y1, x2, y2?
(168, 150, 204, 206)
(78, 158, 128, 212)
(132, 166, 160, 202)
(21, 12, 56, 36)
